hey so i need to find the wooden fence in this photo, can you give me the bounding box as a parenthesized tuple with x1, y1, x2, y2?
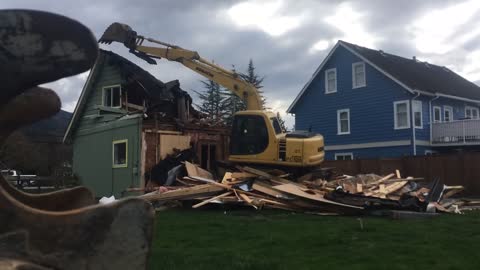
(322, 152, 480, 196)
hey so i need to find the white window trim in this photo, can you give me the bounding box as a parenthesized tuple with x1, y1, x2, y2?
(102, 85, 122, 108)
(465, 106, 479, 119)
(352, 62, 366, 89)
(444, 106, 453, 122)
(394, 100, 410, 129)
(325, 68, 337, 94)
(335, 152, 353, 160)
(112, 139, 128, 168)
(412, 100, 423, 129)
(433, 106, 442, 123)
(337, 109, 350, 135)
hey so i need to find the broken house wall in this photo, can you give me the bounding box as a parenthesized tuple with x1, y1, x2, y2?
(141, 121, 229, 185)
(67, 50, 230, 197)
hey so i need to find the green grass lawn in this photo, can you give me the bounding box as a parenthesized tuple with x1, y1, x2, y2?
(149, 208, 480, 270)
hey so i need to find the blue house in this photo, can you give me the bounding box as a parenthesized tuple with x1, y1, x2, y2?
(288, 41, 480, 160)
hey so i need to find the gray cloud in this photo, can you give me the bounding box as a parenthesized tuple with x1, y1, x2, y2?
(2, 0, 479, 128)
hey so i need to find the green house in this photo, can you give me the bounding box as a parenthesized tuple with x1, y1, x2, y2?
(64, 50, 229, 198)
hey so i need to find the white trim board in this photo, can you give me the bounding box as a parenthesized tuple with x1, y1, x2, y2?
(63, 61, 99, 143)
(337, 108, 350, 135)
(325, 140, 411, 151)
(352, 61, 366, 88)
(416, 140, 431, 146)
(287, 42, 341, 113)
(394, 100, 411, 129)
(325, 68, 337, 94)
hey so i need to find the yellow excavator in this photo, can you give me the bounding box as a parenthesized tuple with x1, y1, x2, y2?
(99, 23, 325, 169)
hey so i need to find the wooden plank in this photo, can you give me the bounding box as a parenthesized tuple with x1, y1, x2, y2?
(272, 183, 363, 209)
(238, 193, 258, 209)
(356, 183, 363, 193)
(185, 161, 213, 180)
(240, 166, 293, 185)
(141, 184, 224, 201)
(192, 191, 233, 208)
(395, 170, 401, 178)
(159, 134, 191, 159)
(252, 181, 291, 199)
(231, 172, 256, 179)
(221, 172, 233, 183)
(383, 181, 408, 194)
(442, 188, 464, 199)
(190, 176, 272, 199)
(367, 173, 395, 187)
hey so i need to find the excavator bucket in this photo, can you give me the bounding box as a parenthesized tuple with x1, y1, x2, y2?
(99, 22, 138, 48)
(0, 10, 155, 270)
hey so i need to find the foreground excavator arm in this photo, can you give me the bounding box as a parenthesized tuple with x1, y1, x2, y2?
(99, 23, 263, 110)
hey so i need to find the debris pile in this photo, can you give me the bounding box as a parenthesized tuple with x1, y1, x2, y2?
(139, 163, 477, 215)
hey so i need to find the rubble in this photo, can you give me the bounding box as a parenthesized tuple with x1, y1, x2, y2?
(137, 162, 477, 216)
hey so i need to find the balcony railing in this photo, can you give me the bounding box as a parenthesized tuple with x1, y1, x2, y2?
(431, 119, 480, 145)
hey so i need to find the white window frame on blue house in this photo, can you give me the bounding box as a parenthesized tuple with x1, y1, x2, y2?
(335, 152, 353, 160)
(465, 106, 479, 119)
(394, 100, 410, 129)
(352, 62, 366, 88)
(433, 106, 442, 123)
(337, 109, 350, 135)
(412, 100, 423, 128)
(325, 68, 337, 94)
(444, 106, 453, 122)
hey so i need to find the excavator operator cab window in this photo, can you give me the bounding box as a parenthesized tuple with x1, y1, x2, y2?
(230, 115, 269, 155)
(270, 117, 283, 134)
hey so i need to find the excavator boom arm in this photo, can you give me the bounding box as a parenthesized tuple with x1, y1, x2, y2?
(99, 23, 263, 110)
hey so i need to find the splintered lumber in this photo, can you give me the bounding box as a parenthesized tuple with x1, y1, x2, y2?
(192, 191, 233, 208)
(240, 166, 293, 185)
(442, 187, 464, 199)
(221, 172, 233, 183)
(356, 183, 363, 193)
(252, 181, 292, 199)
(366, 173, 395, 187)
(141, 184, 224, 201)
(272, 183, 363, 210)
(185, 161, 213, 180)
(396, 170, 401, 178)
(231, 172, 256, 179)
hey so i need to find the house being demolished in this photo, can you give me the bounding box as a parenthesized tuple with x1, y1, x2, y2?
(63, 50, 229, 197)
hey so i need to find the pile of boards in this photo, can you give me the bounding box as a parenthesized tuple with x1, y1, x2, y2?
(140, 162, 477, 215)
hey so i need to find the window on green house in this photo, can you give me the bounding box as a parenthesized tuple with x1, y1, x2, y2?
(113, 140, 127, 168)
(103, 86, 121, 108)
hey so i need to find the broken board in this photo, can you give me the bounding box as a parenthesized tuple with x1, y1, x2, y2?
(272, 183, 363, 210)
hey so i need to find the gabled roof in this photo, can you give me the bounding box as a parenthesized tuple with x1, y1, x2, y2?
(288, 40, 480, 113)
(63, 49, 192, 142)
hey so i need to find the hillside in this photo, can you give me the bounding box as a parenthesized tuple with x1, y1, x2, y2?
(22, 110, 72, 143)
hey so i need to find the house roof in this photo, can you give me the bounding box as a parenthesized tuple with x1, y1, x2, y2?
(288, 40, 480, 113)
(63, 49, 192, 142)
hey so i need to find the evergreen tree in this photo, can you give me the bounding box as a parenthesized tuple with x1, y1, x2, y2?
(224, 59, 266, 124)
(276, 112, 287, 132)
(193, 80, 229, 122)
(239, 59, 266, 109)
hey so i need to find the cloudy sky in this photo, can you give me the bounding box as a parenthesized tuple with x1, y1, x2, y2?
(2, 0, 480, 128)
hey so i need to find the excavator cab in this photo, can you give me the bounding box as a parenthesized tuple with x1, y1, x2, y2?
(230, 114, 269, 155)
(229, 111, 325, 167)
